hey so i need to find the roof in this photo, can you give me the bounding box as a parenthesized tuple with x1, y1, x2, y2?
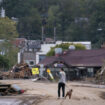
(39, 49, 105, 67)
(12, 38, 26, 48)
(27, 40, 41, 49)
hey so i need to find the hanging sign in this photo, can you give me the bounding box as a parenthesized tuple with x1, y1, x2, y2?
(32, 68, 39, 75)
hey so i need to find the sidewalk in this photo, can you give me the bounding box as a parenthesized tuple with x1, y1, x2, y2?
(70, 82, 105, 89)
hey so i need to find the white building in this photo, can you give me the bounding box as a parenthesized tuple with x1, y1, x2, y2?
(17, 40, 41, 67)
(17, 39, 91, 67)
(0, 7, 5, 18)
(36, 41, 91, 64)
(36, 43, 56, 64)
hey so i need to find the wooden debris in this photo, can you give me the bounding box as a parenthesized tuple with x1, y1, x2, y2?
(1, 63, 32, 79)
(0, 84, 25, 96)
(95, 64, 105, 84)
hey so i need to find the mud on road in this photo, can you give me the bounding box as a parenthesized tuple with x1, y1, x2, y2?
(0, 80, 105, 105)
(0, 95, 49, 105)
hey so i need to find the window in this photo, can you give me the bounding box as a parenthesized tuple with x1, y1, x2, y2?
(87, 68, 94, 77)
(39, 55, 46, 62)
(29, 61, 34, 65)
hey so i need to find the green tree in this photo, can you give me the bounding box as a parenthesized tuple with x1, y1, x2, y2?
(46, 5, 61, 38)
(0, 55, 9, 70)
(47, 43, 86, 56)
(0, 40, 19, 68)
(0, 17, 19, 68)
(88, 0, 105, 48)
(17, 8, 41, 39)
(0, 17, 18, 40)
(2, 0, 105, 48)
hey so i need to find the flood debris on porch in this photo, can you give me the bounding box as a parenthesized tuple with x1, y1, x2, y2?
(95, 64, 105, 85)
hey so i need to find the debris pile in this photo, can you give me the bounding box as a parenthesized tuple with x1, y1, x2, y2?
(2, 63, 32, 79)
(0, 84, 25, 96)
(95, 65, 105, 84)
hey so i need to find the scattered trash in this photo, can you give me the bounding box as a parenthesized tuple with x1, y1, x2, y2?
(32, 77, 50, 82)
(95, 64, 105, 85)
(32, 78, 39, 82)
(0, 84, 25, 96)
(11, 84, 25, 94)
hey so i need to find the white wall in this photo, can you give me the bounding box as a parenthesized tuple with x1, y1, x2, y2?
(40, 44, 56, 53)
(61, 41, 91, 49)
(18, 52, 21, 64)
(36, 44, 56, 64)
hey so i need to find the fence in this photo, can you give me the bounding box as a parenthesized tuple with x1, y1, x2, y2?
(43, 67, 79, 81)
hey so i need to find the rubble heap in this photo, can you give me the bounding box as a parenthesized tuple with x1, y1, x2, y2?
(95, 65, 105, 84)
(2, 63, 32, 79)
(0, 84, 25, 96)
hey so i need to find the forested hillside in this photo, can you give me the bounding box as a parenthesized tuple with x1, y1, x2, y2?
(1, 0, 105, 48)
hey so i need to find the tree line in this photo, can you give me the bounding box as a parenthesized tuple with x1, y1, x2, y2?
(1, 0, 105, 48)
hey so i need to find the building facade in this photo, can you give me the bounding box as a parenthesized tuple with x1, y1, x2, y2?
(39, 49, 105, 80)
(17, 39, 91, 67)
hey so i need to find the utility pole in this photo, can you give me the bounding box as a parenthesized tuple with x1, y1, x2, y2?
(41, 17, 47, 43)
(42, 25, 44, 43)
(54, 26, 56, 42)
(41, 0, 48, 43)
(54, 21, 56, 42)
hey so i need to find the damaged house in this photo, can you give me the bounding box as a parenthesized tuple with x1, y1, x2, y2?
(39, 49, 105, 80)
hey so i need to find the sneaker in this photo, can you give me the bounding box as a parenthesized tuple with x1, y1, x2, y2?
(57, 97, 60, 99)
(61, 97, 65, 99)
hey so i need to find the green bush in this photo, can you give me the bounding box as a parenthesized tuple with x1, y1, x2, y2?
(47, 43, 86, 56)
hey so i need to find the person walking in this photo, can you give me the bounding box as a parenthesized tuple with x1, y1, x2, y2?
(57, 68, 66, 99)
